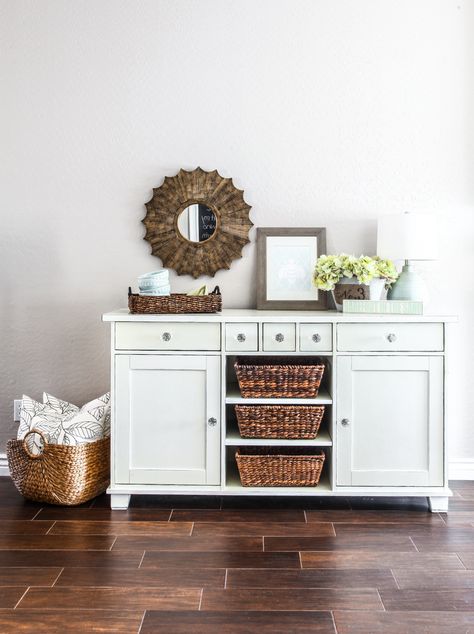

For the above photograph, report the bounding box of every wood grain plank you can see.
[411,528,474,551]
[306,510,444,524]
[333,523,445,536]
[227,568,397,589]
[142,551,300,569]
[0,535,115,550]
[393,569,474,590]
[380,588,474,611]
[0,568,61,587]
[201,588,383,611]
[112,535,262,551]
[0,588,28,609]
[49,520,192,536]
[0,521,53,535]
[192,522,335,537]
[170,510,306,522]
[0,550,143,568]
[18,587,201,611]
[265,535,416,552]
[0,609,144,633]
[56,567,225,588]
[334,610,474,633]
[301,551,464,570]
[438,512,474,527]
[141,610,336,633]
[34,508,171,521]
[457,553,474,569]
[0,509,43,521]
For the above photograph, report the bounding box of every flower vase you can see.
[332,277,385,311]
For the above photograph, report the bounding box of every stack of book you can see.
[342,300,423,315]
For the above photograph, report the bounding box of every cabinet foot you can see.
[110,494,131,510]
[428,496,449,513]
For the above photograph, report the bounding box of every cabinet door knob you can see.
[208,417,218,427]
[162,332,172,342]
[312,333,322,343]
[341,418,350,426]
[387,333,397,342]
[275,333,285,342]
[237,333,246,342]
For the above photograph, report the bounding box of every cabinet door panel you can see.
[115,355,220,486]
[337,356,443,487]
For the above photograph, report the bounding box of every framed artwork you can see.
[256,227,327,310]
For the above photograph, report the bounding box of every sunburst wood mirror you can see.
[143,168,252,278]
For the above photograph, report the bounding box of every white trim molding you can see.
[0,453,9,477]
[449,461,474,481]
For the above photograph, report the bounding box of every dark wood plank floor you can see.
[1,477,474,633]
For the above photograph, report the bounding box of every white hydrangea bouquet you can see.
[313,254,398,310]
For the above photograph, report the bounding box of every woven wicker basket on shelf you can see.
[236,447,325,487]
[7,429,110,506]
[128,286,222,314]
[235,404,325,439]
[234,357,325,398]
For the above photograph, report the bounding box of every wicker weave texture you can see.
[7,434,110,506]
[235,404,324,439]
[235,357,325,398]
[128,291,222,314]
[236,448,325,487]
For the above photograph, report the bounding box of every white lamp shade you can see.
[377,213,438,261]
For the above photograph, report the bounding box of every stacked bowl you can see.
[138,270,170,296]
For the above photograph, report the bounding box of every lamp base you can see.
[387,262,427,302]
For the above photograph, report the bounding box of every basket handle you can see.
[210,286,221,295]
[22,429,48,459]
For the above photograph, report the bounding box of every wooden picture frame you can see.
[256,227,327,310]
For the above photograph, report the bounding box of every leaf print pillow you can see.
[17,395,64,454]
[17,392,110,451]
[60,393,110,446]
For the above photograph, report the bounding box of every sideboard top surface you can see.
[103,308,457,323]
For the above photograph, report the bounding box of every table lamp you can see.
[377,212,438,301]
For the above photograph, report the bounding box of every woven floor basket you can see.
[235,404,325,439]
[128,286,222,314]
[235,357,325,398]
[7,430,110,506]
[236,448,325,487]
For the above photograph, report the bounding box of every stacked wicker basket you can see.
[233,357,326,487]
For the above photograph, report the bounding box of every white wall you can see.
[1,0,473,470]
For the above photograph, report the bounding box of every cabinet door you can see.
[115,355,220,486]
[337,356,443,487]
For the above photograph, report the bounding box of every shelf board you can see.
[225,467,332,494]
[225,385,332,405]
[225,427,333,447]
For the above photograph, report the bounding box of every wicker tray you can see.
[236,447,325,487]
[234,357,325,398]
[128,286,222,314]
[235,404,324,439]
[7,430,110,506]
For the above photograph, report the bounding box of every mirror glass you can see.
[177,204,217,242]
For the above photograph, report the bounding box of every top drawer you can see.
[115,322,221,351]
[337,323,443,352]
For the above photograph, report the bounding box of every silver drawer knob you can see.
[387,333,397,342]
[275,333,285,342]
[312,333,322,343]
[208,417,217,427]
[162,332,172,342]
[341,418,350,426]
[237,333,246,343]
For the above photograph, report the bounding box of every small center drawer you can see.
[225,323,258,351]
[115,322,221,351]
[263,323,296,351]
[337,322,443,352]
[300,324,332,351]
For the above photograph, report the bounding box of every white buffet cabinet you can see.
[103,309,455,512]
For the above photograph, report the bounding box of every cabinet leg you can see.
[428,496,449,513]
[110,494,131,510]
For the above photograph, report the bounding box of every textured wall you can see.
[1,0,473,466]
